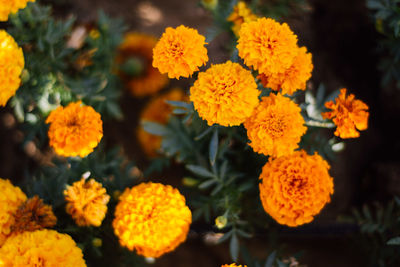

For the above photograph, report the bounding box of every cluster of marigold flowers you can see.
[151,1,370,227]
[0,0,372,265]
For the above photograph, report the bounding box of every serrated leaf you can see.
[230,233,239,262]
[198,179,218,189]
[186,165,215,178]
[387,237,400,245]
[209,128,219,165]
[142,121,169,136]
[265,251,277,267]
[166,100,192,109]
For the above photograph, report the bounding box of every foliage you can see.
[367,0,400,88]
[350,198,400,266]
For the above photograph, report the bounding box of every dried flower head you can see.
[117,32,168,97]
[0,30,24,106]
[258,46,313,95]
[259,150,334,227]
[190,61,260,126]
[138,88,187,157]
[0,0,35,21]
[113,182,192,258]
[322,88,369,138]
[64,178,110,227]
[46,101,103,157]
[0,229,86,266]
[10,196,57,234]
[237,18,298,74]
[0,178,27,246]
[227,1,258,36]
[244,93,306,158]
[153,25,208,79]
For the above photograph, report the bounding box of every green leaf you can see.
[230,233,239,262]
[195,126,214,140]
[265,251,277,267]
[142,121,169,136]
[186,165,215,178]
[387,237,400,245]
[198,179,218,189]
[166,100,192,109]
[209,128,219,166]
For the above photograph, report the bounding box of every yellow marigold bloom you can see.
[0,0,34,21]
[117,32,168,97]
[153,25,208,79]
[64,178,110,227]
[113,182,192,258]
[11,196,57,234]
[222,264,247,267]
[237,18,298,74]
[46,101,103,157]
[227,1,258,36]
[138,88,187,157]
[190,61,260,126]
[322,88,369,139]
[258,46,313,95]
[244,93,306,158]
[0,178,27,247]
[0,30,24,107]
[0,229,86,266]
[259,150,334,227]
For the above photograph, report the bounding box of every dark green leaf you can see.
[186,165,215,178]
[209,128,219,165]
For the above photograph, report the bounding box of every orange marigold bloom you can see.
[113,182,192,258]
[259,150,334,227]
[64,178,110,227]
[244,93,306,158]
[0,30,24,107]
[153,25,208,79]
[227,1,258,36]
[10,196,57,234]
[237,18,298,74]
[0,0,35,21]
[0,178,27,247]
[46,101,103,158]
[0,229,86,266]
[322,88,369,139]
[258,46,313,95]
[117,32,168,97]
[138,88,187,157]
[190,61,260,126]
[222,264,247,267]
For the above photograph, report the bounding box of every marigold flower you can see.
[113,182,192,258]
[138,88,187,157]
[0,178,27,247]
[46,101,103,157]
[117,32,168,97]
[237,18,298,74]
[0,30,24,107]
[322,88,369,139]
[153,25,208,79]
[227,1,258,36]
[0,229,86,266]
[259,150,334,227]
[64,178,110,227]
[190,61,260,126]
[258,46,313,95]
[10,196,57,234]
[244,93,306,158]
[0,0,34,21]
[222,264,247,267]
